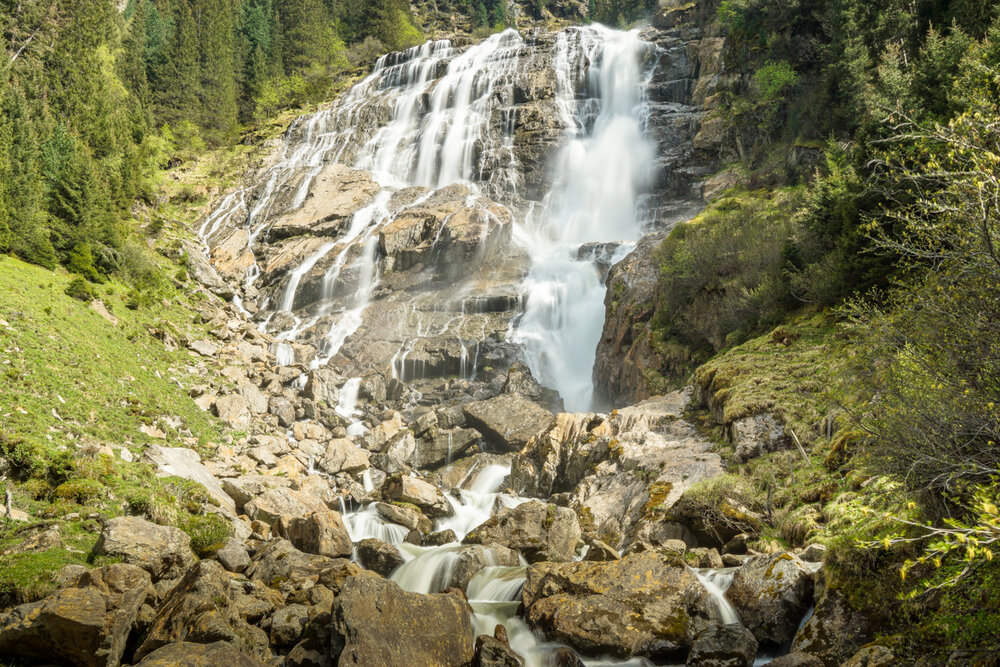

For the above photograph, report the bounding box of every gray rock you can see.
[215,538,251,573]
[243,487,328,525]
[245,539,338,586]
[375,502,433,533]
[133,641,267,667]
[93,516,194,580]
[686,625,758,667]
[383,474,453,517]
[142,445,236,514]
[270,604,310,647]
[765,652,825,667]
[725,553,814,645]
[729,413,792,463]
[273,511,353,558]
[476,634,525,666]
[464,500,580,563]
[462,393,555,452]
[181,240,235,300]
[214,394,252,429]
[522,552,718,660]
[790,590,876,666]
[269,396,296,428]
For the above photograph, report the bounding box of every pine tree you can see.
[195,0,239,142]
[152,0,201,129]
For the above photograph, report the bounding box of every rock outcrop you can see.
[463,499,581,562]
[521,552,718,660]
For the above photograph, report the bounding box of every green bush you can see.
[53,478,105,505]
[183,513,232,557]
[64,276,96,302]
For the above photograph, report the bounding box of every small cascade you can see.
[344,504,410,544]
[466,565,527,602]
[694,567,741,626]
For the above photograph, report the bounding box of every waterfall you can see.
[201,23,664,423]
[513,27,655,411]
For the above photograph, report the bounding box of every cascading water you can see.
[200,24,705,666]
[513,27,656,411]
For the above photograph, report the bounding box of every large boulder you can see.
[521,552,718,660]
[134,560,270,661]
[462,393,554,452]
[243,487,329,525]
[790,590,877,666]
[414,427,482,469]
[725,553,814,645]
[245,539,338,586]
[133,641,267,667]
[686,625,758,667]
[355,538,405,576]
[476,633,525,667]
[0,564,150,667]
[319,439,370,475]
[376,502,433,534]
[273,511,353,558]
[93,516,194,580]
[463,500,580,563]
[330,576,476,666]
[383,474,453,517]
[142,445,236,514]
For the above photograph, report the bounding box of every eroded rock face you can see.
[268,163,379,241]
[686,624,758,667]
[510,391,722,552]
[93,516,194,580]
[330,576,476,666]
[725,553,815,646]
[0,564,150,667]
[521,552,718,660]
[463,499,580,563]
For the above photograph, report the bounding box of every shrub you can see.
[183,513,232,557]
[53,478,105,504]
[64,276,96,302]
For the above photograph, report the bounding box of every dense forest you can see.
[0,0,423,288]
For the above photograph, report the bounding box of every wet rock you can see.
[476,634,525,667]
[376,501,434,533]
[436,453,511,489]
[142,445,236,514]
[448,545,521,591]
[414,427,482,469]
[593,232,668,407]
[464,499,580,563]
[725,553,814,646]
[273,511,353,558]
[790,590,876,666]
[270,603,310,647]
[552,647,586,667]
[686,625,758,667]
[94,516,194,580]
[521,552,717,660]
[355,538,405,576]
[424,529,458,546]
[462,393,555,452]
[330,576,475,666]
[133,641,267,667]
[584,539,620,562]
[0,563,150,667]
[383,474,453,517]
[502,361,562,412]
[268,163,379,240]
[135,560,268,661]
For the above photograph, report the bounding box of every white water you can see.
[694,567,741,626]
[513,27,655,411]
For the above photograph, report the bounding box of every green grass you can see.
[693,310,851,444]
[0,256,223,452]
